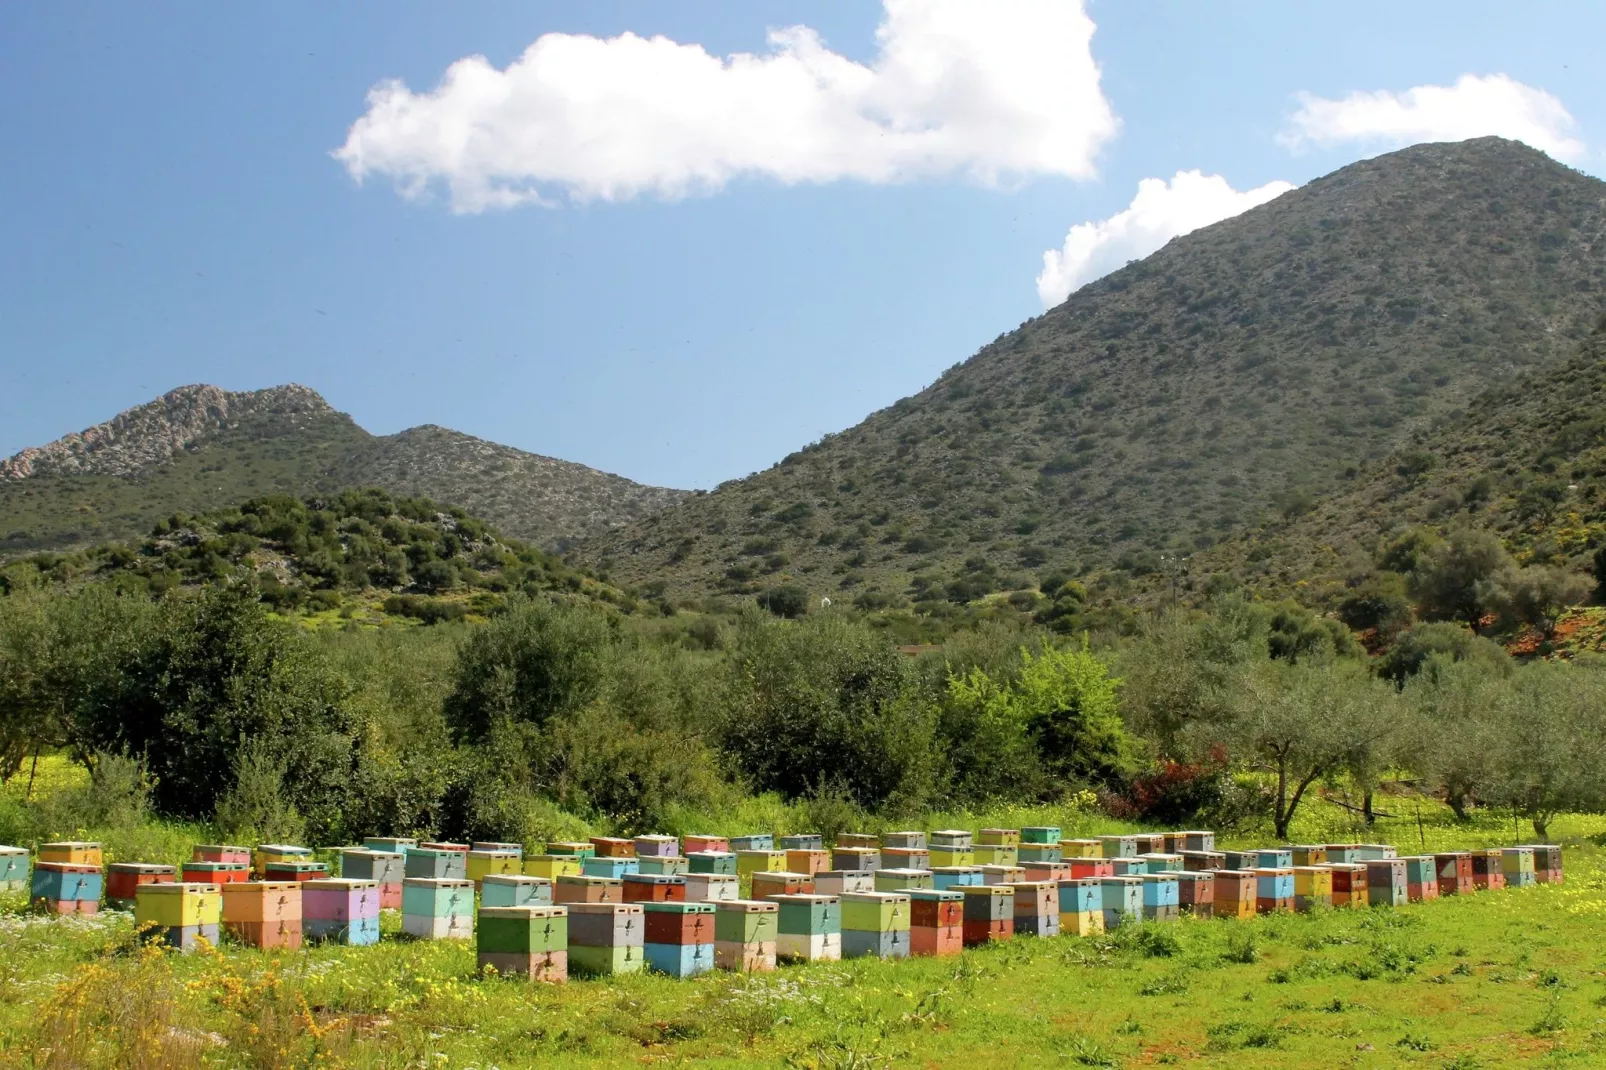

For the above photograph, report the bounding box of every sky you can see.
[2,1,1602,491]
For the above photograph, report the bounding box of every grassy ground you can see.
[1,765,1602,1068]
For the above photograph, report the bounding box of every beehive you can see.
[973,843,1019,867]
[1438,848,1471,893]
[908,888,963,956]
[1323,844,1363,864]
[882,831,927,851]
[840,891,911,959]
[420,841,470,855]
[363,837,419,853]
[404,847,465,881]
[39,841,102,867]
[980,865,1026,886]
[1402,856,1440,901]
[622,873,688,903]
[1327,863,1367,908]
[774,893,842,962]
[31,863,102,914]
[106,863,176,907]
[1180,850,1226,872]
[1109,858,1146,877]
[831,847,881,873]
[580,856,639,880]
[644,901,717,977]
[482,874,554,908]
[683,835,729,855]
[1180,831,1216,853]
[477,905,567,982]
[714,899,778,972]
[684,873,739,902]
[523,854,582,880]
[554,875,623,905]
[1100,876,1143,930]
[401,878,474,939]
[1021,826,1061,845]
[1501,847,1536,888]
[567,902,645,977]
[1354,844,1397,861]
[751,871,813,899]
[134,883,221,950]
[1175,871,1214,917]
[192,844,251,866]
[1253,868,1294,914]
[1470,848,1506,891]
[221,881,302,948]
[1068,858,1115,880]
[1212,870,1256,920]
[470,841,524,857]
[1013,881,1061,937]
[1288,845,1328,867]
[339,849,404,909]
[1062,839,1103,859]
[589,837,637,859]
[1366,859,1408,907]
[928,844,975,868]
[1254,849,1293,869]
[1020,861,1073,883]
[636,855,690,877]
[1140,853,1183,874]
[929,830,972,849]
[687,851,737,876]
[735,850,786,879]
[1017,844,1064,864]
[262,861,329,883]
[1097,836,1139,859]
[930,866,984,891]
[543,842,595,859]
[960,885,1014,945]
[1058,877,1106,936]
[883,847,931,870]
[634,834,680,858]
[783,849,830,876]
[1221,850,1258,871]
[466,849,522,886]
[1527,844,1563,884]
[1292,866,1332,911]
[1140,874,1180,923]
[302,879,380,945]
[977,828,1021,848]
[728,835,774,852]
[779,834,825,851]
[836,833,880,850]
[253,844,312,877]
[0,845,30,891]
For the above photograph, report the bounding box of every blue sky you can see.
[2,1,1602,490]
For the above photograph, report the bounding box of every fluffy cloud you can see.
[1279,73,1584,161]
[334,0,1118,211]
[1036,171,1294,308]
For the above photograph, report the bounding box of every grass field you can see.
[1,765,1602,1068]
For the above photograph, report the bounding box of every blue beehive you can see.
[1254,849,1293,868]
[1058,878,1103,914]
[1100,877,1142,930]
[1,846,30,891]
[645,940,716,978]
[582,857,640,879]
[930,866,984,891]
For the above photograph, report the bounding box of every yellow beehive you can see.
[1061,840,1102,859]
[736,850,786,879]
[524,855,583,880]
[39,842,102,867]
[466,850,521,885]
[135,883,222,928]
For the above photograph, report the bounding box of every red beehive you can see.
[1434,852,1474,897]
[1068,859,1113,880]
[1470,849,1506,891]
[961,917,1012,946]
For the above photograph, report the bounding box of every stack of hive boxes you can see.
[1140,873,1179,922]
[406,844,467,881]
[752,871,812,899]
[0,845,28,891]
[402,877,473,939]
[253,844,313,878]
[222,880,301,948]
[106,863,175,909]
[340,849,405,909]
[1254,868,1294,914]
[1367,858,1408,907]
[303,878,380,945]
[184,845,251,889]
[466,848,522,887]
[909,889,962,956]
[686,873,739,902]
[883,831,929,871]
[1470,848,1505,891]
[568,902,644,976]
[833,845,880,876]
[1101,876,1143,929]
[1328,864,1367,908]
[715,899,778,972]
[931,866,983,891]
[644,901,716,977]
[482,874,553,908]
[1058,878,1104,935]
[1020,827,1062,865]
[1013,881,1059,937]
[1176,871,1214,917]
[582,838,638,880]
[1528,845,1563,884]
[1502,847,1536,889]
[1434,852,1474,897]
[774,893,840,962]
[1402,856,1439,902]
[1292,866,1331,911]
[929,831,974,868]
[478,904,567,981]
[33,842,103,914]
[840,891,909,959]
[624,872,688,902]
[135,883,221,950]
[975,829,1019,868]
[1213,870,1255,920]
[963,885,1014,945]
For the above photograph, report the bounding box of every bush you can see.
[756,585,809,619]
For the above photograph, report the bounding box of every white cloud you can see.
[1279,73,1584,161]
[1036,171,1295,308]
[334,0,1118,211]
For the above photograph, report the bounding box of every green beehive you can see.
[775,893,840,936]
[405,847,466,881]
[544,842,596,859]
[0,846,29,891]
[841,891,910,932]
[1021,827,1061,845]
[482,874,553,908]
[688,851,737,876]
[637,856,689,877]
[714,899,778,944]
[973,844,1018,867]
[1140,853,1183,873]
[873,868,933,893]
[478,905,567,954]
[1018,844,1063,864]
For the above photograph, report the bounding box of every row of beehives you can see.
[1,831,1561,977]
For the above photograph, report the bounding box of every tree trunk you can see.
[1446,793,1469,821]
[1363,790,1375,826]
[1273,757,1290,840]
[1532,813,1549,840]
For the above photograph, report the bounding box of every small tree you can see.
[756,585,808,619]
[1498,565,1591,638]
[1409,529,1514,632]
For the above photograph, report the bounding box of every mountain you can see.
[580,138,1606,606]
[0,384,688,555]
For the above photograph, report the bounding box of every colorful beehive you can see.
[636,855,689,877]
[1160,833,1184,854]
[363,837,418,853]
[929,831,973,867]
[715,899,778,972]
[779,834,825,851]
[0,845,29,891]
[960,885,1013,945]
[1062,839,1102,858]
[1176,871,1214,917]
[977,828,1021,848]
[1438,848,1471,893]
[634,834,680,858]
[1098,836,1140,859]
[524,854,582,880]
[1020,861,1073,883]
[1139,834,1169,854]
[554,875,622,904]
[1527,844,1563,884]
[1013,881,1060,937]
[644,901,717,977]
[783,849,830,876]
[134,883,220,950]
[338,849,404,909]
[1254,849,1293,869]
[930,830,972,849]
[482,874,554,908]
[1058,878,1105,936]
[1018,844,1064,865]
[751,871,813,900]
[684,873,739,902]
[773,893,841,962]
[1140,873,1179,922]
[687,851,737,876]
[1220,850,1257,871]
[1212,870,1255,920]
[735,850,786,879]
[106,863,176,908]
[622,873,687,903]
[1366,859,1408,907]
[581,856,639,880]
[832,846,880,873]
[1470,848,1506,891]
[32,862,102,914]
[1292,866,1332,912]
[590,837,637,859]
[1180,850,1226,872]
[973,843,1019,867]
[1253,868,1294,914]
[1180,831,1216,853]
[262,861,329,883]
[1327,863,1367,908]
[568,902,644,976]
[1068,858,1115,880]
[1402,856,1440,901]
[883,847,931,870]
[543,842,595,859]
[467,850,522,886]
[1288,845,1328,867]
[1100,876,1143,930]
[1323,844,1363,864]
[1109,858,1147,877]
[908,888,962,956]
[402,877,474,939]
[221,881,302,948]
[193,844,251,866]
[1022,826,1060,845]
[841,891,911,959]
[39,841,102,867]
[930,866,984,891]
[874,868,933,893]
[1140,853,1183,873]
[979,865,1026,886]
[836,833,880,850]
[883,831,927,851]
[404,847,465,881]
[1501,847,1536,888]
[420,841,471,856]
[253,844,312,877]
[683,835,729,855]
[728,835,774,852]
[470,841,524,857]
[1354,844,1397,861]
[302,879,380,946]
[477,905,567,981]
